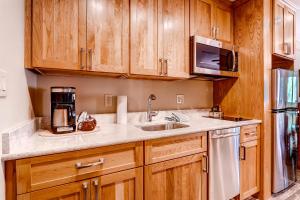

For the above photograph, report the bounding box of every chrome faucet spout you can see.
[147,94,158,122]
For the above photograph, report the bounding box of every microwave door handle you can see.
[232,47,236,71]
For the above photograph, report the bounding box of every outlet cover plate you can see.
[104,94,113,107]
[176,94,184,104]
[0,69,7,97]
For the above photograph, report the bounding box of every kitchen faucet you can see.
[147,94,158,122]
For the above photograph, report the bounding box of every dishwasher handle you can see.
[210,132,240,139]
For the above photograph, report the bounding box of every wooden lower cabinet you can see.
[240,139,260,200]
[17,180,91,200]
[18,167,143,200]
[144,153,208,200]
[92,167,143,200]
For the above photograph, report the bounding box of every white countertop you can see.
[2,116,261,161]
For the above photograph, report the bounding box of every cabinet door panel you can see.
[87,0,129,73]
[215,4,232,43]
[130,0,159,76]
[32,0,86,70]
[160,0,189,78]
[145,153,207,200]
[92,167,143,200]
[24,180,90,200]
[273,1,285,55]
[284,7,295,57]
[190,0,214,38]
[240,140,260,200]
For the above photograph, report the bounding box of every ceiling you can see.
[287,0,300,9]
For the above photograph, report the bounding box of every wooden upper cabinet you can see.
[190,0,233,43]
[214,4,232,43]
[274,0,285,55]
[273,0,296,59]
[130,0,159,76]
[284,7,295,57]
[32,0,87,70]
[190,0,214,38]
[130,0,189,78]
[92,167,143,200]
[19,180,91,200]
[87,0,129,73]
[145,153,208,200]
[161,0,190,78]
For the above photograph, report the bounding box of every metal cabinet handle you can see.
[202,154,208,173]
[75,158,105,169]
[159,58,164,76]
[93,180,99,200]
[283,43,291,55]
[215,27,219,39]
[80,48,85,70]
[163,59,168,76]
[82,182,88,200]
[212,26,216,39]
[88,49,93,70]
[245,132,256,136]
[240,146,246,160]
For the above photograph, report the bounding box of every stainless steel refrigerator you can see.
[272,68,299,194]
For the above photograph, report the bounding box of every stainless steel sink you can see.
[138,123,189,131]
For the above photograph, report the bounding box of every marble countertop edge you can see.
[1,118,262,161]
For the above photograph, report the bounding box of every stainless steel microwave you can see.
[191,36,238,76]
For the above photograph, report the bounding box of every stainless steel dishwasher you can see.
[209,127,240,200]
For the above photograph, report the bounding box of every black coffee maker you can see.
[51,87,76,133]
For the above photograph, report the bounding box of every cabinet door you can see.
[273,0,285,55]
[87,0,129,73]
[145,153,208,200]
[160,0,190,78]
[214,3,232,43]
[22,180,91,200]
[284,7,295,57]
[32,0,86,70]
[91,167,143,200]
[190,0,214,39]
[130,0,160,76]
[240,140,260,200]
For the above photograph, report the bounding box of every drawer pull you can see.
[75,158,105,169]
[245,132,256,136]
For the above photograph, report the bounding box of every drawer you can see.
[240,124,260,143]
[16,142,143,194]
[144,132,207,165]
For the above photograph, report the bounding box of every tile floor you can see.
[269,172,300,200]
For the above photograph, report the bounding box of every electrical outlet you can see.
[104,94,113,107]
[176,94,184,104]
[0,69,7,98]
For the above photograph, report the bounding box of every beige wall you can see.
[0,0,37,199]
[35,75,213,117]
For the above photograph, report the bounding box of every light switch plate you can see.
[0,69,7,97]
[176,94,184,104]
[104,94,113,107]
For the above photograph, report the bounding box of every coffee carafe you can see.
[51,87,76,133]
